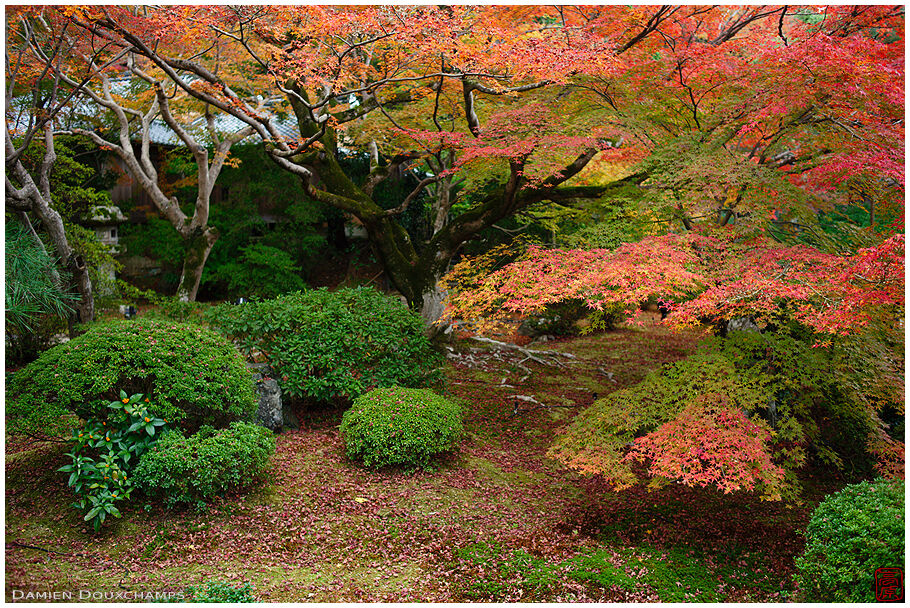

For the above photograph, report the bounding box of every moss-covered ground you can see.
[6,318,835,601]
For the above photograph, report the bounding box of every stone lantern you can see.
[81,205,127,295]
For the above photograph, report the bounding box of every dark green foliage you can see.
[6,319,256,436]
[58,391,167,532]
[5,221,76,332]
[65,221,122,306]
[19,134,115,221]
[132,422,275,509]
[199,144,327,300]
[340,387,463,469]
[522,299,589,336]
[207,242,306,299]
[337,150,432,245]
[523,299,628,336]
[204,288,441,402]
[701,329,900,477]
[119,217,185,292]
[5,221,76,362]
[795,478,905,602]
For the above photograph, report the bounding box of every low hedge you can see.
[204,287,441,403]
[132,422,275,508]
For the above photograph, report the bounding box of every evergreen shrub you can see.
[132,422,275,508]
[204,287,441,402]
[340,386,463,469]
[795,478,904,602]
[6,319,256,435]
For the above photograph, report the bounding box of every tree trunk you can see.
[175,227,218,302]
[420,279,449,335]
[26,191,94,328]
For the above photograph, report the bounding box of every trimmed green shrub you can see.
[132,422,275,508]
[204,287,441,402]
[340,386,463,469]
[6,319,256,435]
[795,478,905,602]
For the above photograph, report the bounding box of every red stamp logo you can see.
[875,567,904,602]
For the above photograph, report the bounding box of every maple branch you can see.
[6,20,127,167]
[362,152,422,196]
[777,6,790,46]
[431,69,444,132]
[382,174,444,217]
[462,81,481,137]
[616,6,680,54]
[78,15,290,150]
[467,80,552,96]
[460,79,553,138]
[710,7,785,45]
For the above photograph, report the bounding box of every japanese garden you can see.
[4,5,905,603]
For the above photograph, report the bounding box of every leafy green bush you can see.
[340,387,463,469]
[6,319,256,435]
[132,422,275,508]
[204,287,441,402]
[795,478,905,602]
[58,391,167,532]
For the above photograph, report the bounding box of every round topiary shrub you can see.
[132,421,275,509]
[795,478,905,602]
[6,319,257,435]
[204,287,442,403]
[339,386,463,469]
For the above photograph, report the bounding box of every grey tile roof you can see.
[144,112,301,147]
[6,76,301,148]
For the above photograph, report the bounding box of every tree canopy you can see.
[25,5,897,320]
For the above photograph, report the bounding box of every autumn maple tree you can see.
[441,6,904,499]
[438,6,904,498]
[55,5,646,323]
